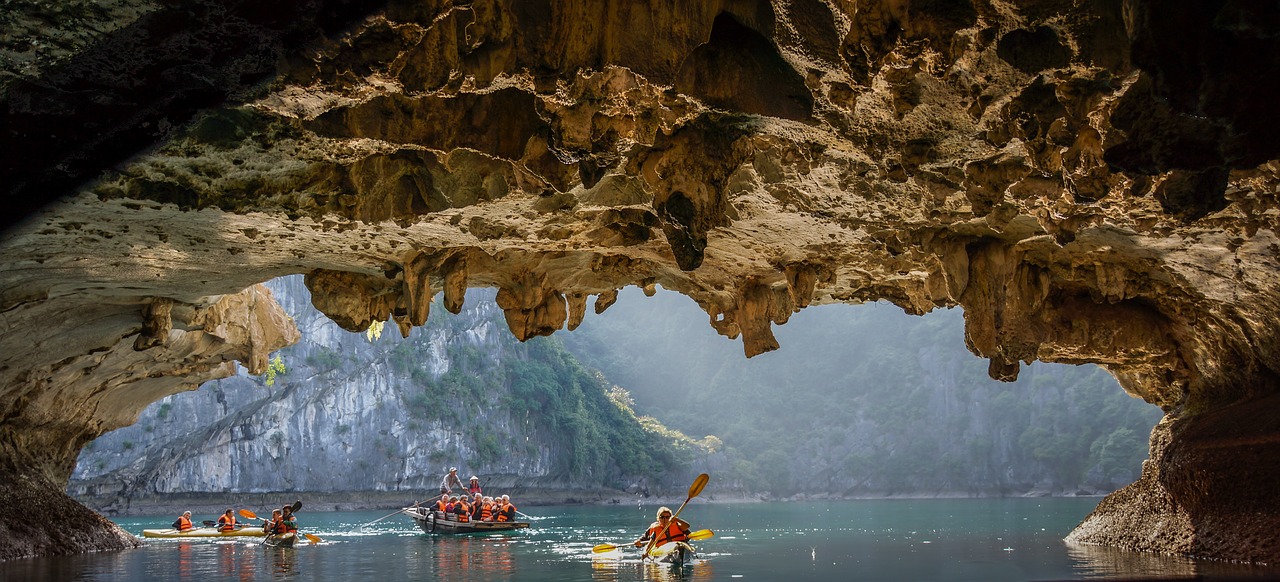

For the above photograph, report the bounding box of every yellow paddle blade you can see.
[304,533,321,544]
[239,509,259,520]
[688,529,715,541]
[591,542,620,554]
[688,473,710,499]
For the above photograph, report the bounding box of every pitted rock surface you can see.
[3,0,1279,563]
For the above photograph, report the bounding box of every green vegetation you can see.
[306,347,342,372]
[375,294,704,483]
[562,289,1165,495]
[262,353,287,386]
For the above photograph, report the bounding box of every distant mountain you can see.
[560,287,1164,496]
[68,277,711,513]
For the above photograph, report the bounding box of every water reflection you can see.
[430,534,517,578]
[267,542,298,576]
[588,549,717,582]
[1066,542,1273,580]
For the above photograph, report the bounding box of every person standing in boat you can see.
[215,508,237,532]
[633,506,690,548]
[171,511,194,531]
[439,467,464,494]
[467,475,483,496]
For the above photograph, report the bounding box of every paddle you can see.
[643,473,709,559]
[202,520,217,527]
[591,529,715,554]
[240,507,320,543]
[289,500,320,544]
[359,505,414,529]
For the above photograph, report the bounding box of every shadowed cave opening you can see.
[68,277,1162,510]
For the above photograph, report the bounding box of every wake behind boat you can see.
[404,507,530,534]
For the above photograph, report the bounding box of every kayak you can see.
[142,526,267,538]
[648,541,695,567]
[263,532,297,548]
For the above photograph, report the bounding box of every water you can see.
[4,499,1276,581]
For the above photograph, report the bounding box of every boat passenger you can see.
[496,495,516,522]
[264,509,283,534]
[474,495,493,522]
[633,506,690,548]
[216,508,237,532]
[467,475,483,496]
[171,511,194,531]
[453,496,471,523]
[439,466,464,494]
[434,493,449,515]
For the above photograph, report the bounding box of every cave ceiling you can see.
[2,0,1280,564]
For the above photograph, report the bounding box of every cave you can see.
[3,0,1280,565]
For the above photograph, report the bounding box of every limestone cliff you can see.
[3,0,1279,564]
[67,277,705,513]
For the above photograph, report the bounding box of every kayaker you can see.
[280,506,298,533]
[439,467,464,494]
[171,511,194,531]
[216,508,237,532]
[467,475,483,496]
[264,509,283,534]
[633,506,690,548]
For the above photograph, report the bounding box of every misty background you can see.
[69,277,1162,509]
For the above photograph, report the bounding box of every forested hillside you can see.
[69,278,710,513]
[561,288,1164,497]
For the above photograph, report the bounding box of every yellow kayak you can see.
[647,541,696,567]
[142,526,267,538]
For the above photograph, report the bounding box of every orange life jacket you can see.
[436,499,448,512]
[176,516,193,531]
[476,502,492,521]
[645,521,688,546]
[454,501,470,523]
[216,514,236,532]
[496,502,514,522]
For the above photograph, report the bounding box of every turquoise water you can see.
[4,499,1276,581]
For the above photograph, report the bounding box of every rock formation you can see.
[2,0,1278,564]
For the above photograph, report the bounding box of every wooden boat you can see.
[404,507,530,534]
[142,525,267,538]
[262,532,297,548]
[648,541,696,567]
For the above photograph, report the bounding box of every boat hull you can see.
[405,508,530,534]
[142,526,267,538]
[648,541,695,567]
[263,532,297,548]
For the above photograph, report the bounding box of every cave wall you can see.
[3,0,1279,563]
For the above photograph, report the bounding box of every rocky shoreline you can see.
[74,487,1104,518]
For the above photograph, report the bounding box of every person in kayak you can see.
[264,509,283,534]
[280,505,298,533]
[171,511,194,531]
[216,508,238,532]
[633,506,690,549]
[439,467,464,494]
